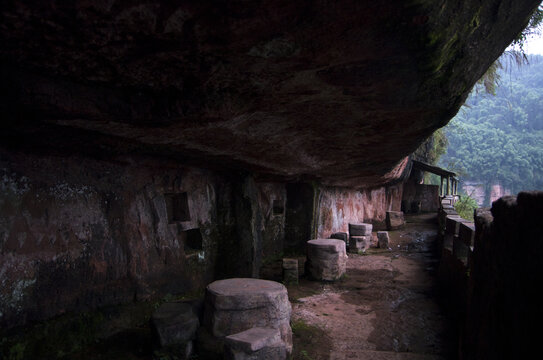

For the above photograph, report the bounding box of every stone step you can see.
[225,327,287,359]
[225,326,283,353]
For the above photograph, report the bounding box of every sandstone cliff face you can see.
[1,0,540,187]
[0,150,293,329]
[0,147,405,329]
[0,150,217,328]
[315,184,403,238]
[462,181,512,207]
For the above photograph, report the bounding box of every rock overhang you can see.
[0,0,540,188]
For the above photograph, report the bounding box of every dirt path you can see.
[288,214,455,360]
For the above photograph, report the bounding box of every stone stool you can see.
[151,302,200,358]
[386,211,405,230]
[224,327,287,360]
[349,236,371,253]
[282,258,298,285]
[348,223,372,253]
[203,278,292,355]
[348,223,372,236]
[306,239,347,281]
[377,231,390,249]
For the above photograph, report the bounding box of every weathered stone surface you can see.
[377,231,390,249]
[203,278,292,354]
[402,179,440,213]
[307,239,347,280]
[349,236,371,253]
[445,215,465,235]
[282,258,298,285]
[316,185,403,238]
[0,150,223,330]
[1,1,538,188]
[0,149,292,330]
[458,222,475,248]
[386,211,405,230]
[224,327,286,360]
[152,302,200,347]
[349,223,373,236]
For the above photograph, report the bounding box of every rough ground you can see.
[288,213,455,360]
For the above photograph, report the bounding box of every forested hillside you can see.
[439,54,543,203]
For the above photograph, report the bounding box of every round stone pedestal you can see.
[306,239,347,281]
[203,278,292,354]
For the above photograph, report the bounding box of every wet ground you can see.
[288,213,456,360]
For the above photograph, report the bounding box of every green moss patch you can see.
[291,319,333,360]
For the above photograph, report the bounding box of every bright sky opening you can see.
[521,32,543,55]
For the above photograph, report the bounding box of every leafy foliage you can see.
[413,128,448,165]
[477,5,543,95]
[511,4,543,51]
[440,55,543,196]
[454,195,478,221]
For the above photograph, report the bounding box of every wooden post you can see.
[440,176,444,197]
[446,176,450,195]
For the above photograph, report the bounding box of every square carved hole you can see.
[184,228,203,251]
[272,199,285,216]
[165,192,190,223]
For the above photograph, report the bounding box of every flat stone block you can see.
[203,278,292,354]
[225,327,282,353]
[386,211,405,230]
[377,231,390,249]
[152,302,200,347]
[307,239,347,281]
[349,223,373,236]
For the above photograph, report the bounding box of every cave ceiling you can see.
[0,0,540,187]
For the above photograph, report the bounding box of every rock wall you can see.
[462,181,511,206]
[0,149,289,330]
[315,184,403,238]
[0,149,221,329]
[402,176,440,213]
[1,147,405,330]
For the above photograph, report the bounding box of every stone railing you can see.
[437,204,475,314]
[437,192,543,360]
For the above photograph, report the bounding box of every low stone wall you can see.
[402,178,440,213]
[437,192,543,359]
